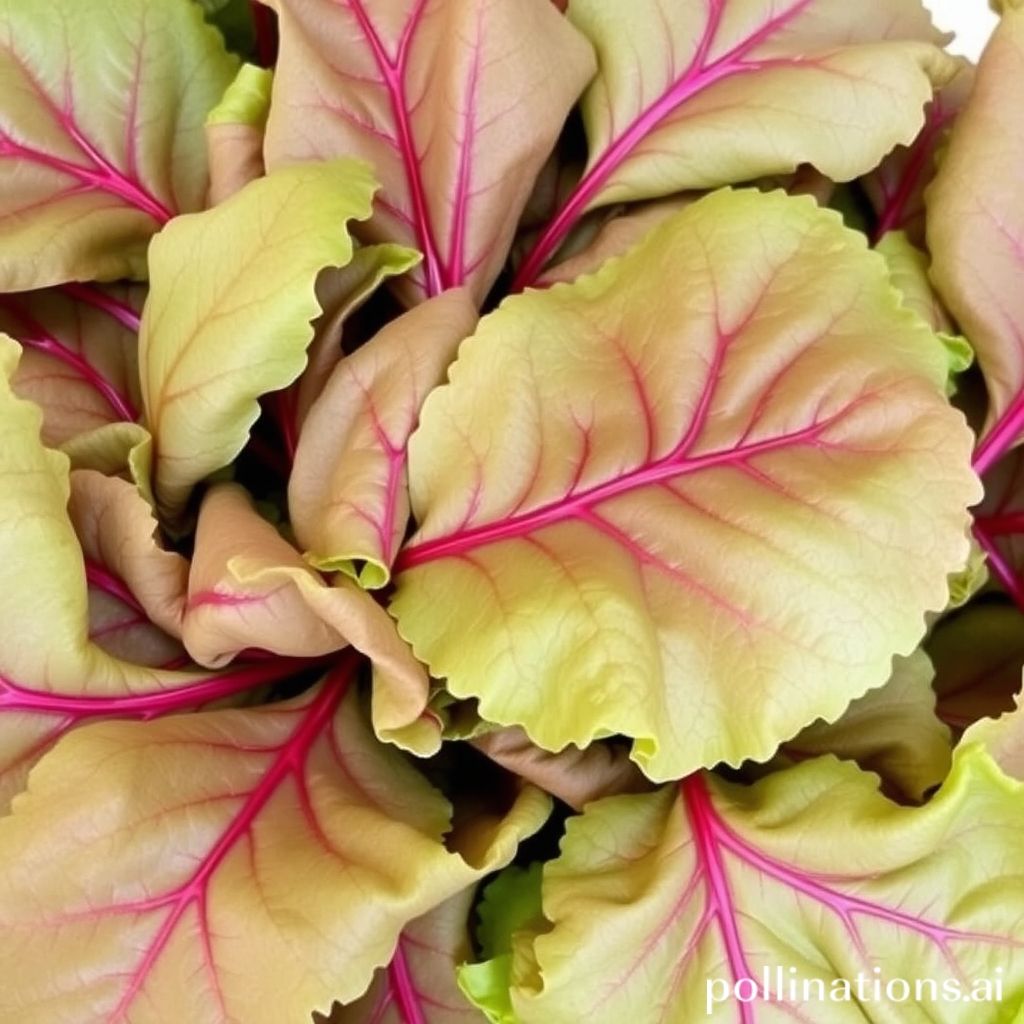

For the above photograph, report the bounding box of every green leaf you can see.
[0,0,238,289]
[139,159,378,519]
[391,188,980,782]
[498,750,1024,1022]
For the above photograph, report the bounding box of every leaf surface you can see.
[329,889,487,1024]
[0,0,238,289]
[0,337,316,810]
[512,0,956,286]
[291,289,478,588]
[499,751,1024,1022]
[1,284,142,446]
[927,3,1024,473]
[261,0,595,303]
[392,189,979,780]
[781,649,951,801]
[0,669,551,1023]
[139,160,376,517]
[205,63,273,205]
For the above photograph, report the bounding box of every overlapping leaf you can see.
[0,671,551,1023]
[1,284,142,446]
[928,2,1024,472]
[479,750,1024,1022]
[329,889,487,1024]
[261,0,596,303]
[139,159,377,517]
[205,63,273,205]
[513,0,956,286]
[0,0,238,289]
[291,289,478,588]
[0,337,312,810]
[391,188,979,781]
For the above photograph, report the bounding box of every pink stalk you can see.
[60,283,142,332]
[387,940,428,1024]
[510,0,814,291]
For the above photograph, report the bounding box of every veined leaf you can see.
[391,189,979,781]
[139,159,377,518]
[491,750,1024,1022]
[261,0,596,304]
[0,336,320,810]
[864,64,973,245]
[186,484,438,754]
[928,3,1024,474]
[70,469,188,668]
[205,63,273,205]
[1,284,143,446]
[0,0,238,290]
[291,289,478,588]
[328,889,487,1023]
[512,0,957,287]
[0,666,552,1022]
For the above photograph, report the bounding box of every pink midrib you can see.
[106,668,351,1021]
[0,656,317,717]
[388,939,429,1024]
[0,295,139,421]
[346,0,448,296]
[0,127,171,226]
[511,0,815,290]
[680,774,1021,1006]
[396,417,832,570]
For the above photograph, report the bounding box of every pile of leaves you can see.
[1,0,1024,1020]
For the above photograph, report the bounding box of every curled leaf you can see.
[140,159,377,517]
[291,289,478,588]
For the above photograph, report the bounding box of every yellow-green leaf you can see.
[391,188,979,782]
[0,672,551,1022]
[495,750,1024,1022]
[0,0,238,289]
[140,160,377,518]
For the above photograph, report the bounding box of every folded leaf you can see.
[0,336,317,810]
[261,0,595,303]
[0,668,551,1022]
[186,483,438,753]
[929,603,1024,731]
[962,689,1024,780]
[139,159,377,518]
[288,244,422,450]
[184,483,351,667]
[291,289,478,588]
[205,63,273,205]
[512,0,956,286]
[392,189,980,781]
[70,469,188,667]
[497,751,1024,1022]
[781,649,951,801]
[0,0,238,290]
[1,284,143,446]
[927,4,1024,473]
[328,889,487,1024]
